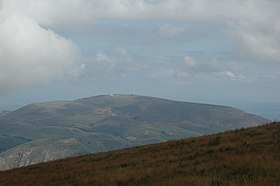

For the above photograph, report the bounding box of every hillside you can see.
[0,122,279,186]
[0,94,269,170]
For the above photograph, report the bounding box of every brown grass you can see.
[0,122,279,186]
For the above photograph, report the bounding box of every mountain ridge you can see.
[0,94,269,170]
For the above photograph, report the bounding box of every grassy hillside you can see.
[0,122,279,186]
[0,94,269,170]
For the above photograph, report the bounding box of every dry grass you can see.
[0,122,279,186]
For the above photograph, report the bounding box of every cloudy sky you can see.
[0,0,279,119]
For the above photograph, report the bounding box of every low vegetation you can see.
[0,122,279,186]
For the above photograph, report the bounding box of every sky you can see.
[0,0,279,119]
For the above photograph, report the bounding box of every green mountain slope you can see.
[0,94,269,170]
[0,122,279,186]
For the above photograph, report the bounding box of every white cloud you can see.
[114,47,144,74]
[2,1,277,26]
[220,71,236,80]
[95,52,113,68]
[84,47,145,79]
[1,0,96,28]
[183,56,197,68]
[0,13,80,94]
[2,0,279,63]
[231,20,280,62]
[159,24,186,37]
[151,68,191,84]
[151,55,242,83]
[183,56,221,73]
[19,0,277,64]
[1,0,279,93]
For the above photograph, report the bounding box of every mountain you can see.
[0,111,10,117]
[0,122,279,186]
[0,94,269,170]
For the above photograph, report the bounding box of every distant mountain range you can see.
[0,94,269,170]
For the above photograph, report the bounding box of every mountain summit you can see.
[0,94,269,170]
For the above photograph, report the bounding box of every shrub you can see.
[208,136,221,146]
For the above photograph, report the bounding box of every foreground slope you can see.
[0,94,269,170]
[0,122,279,186]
